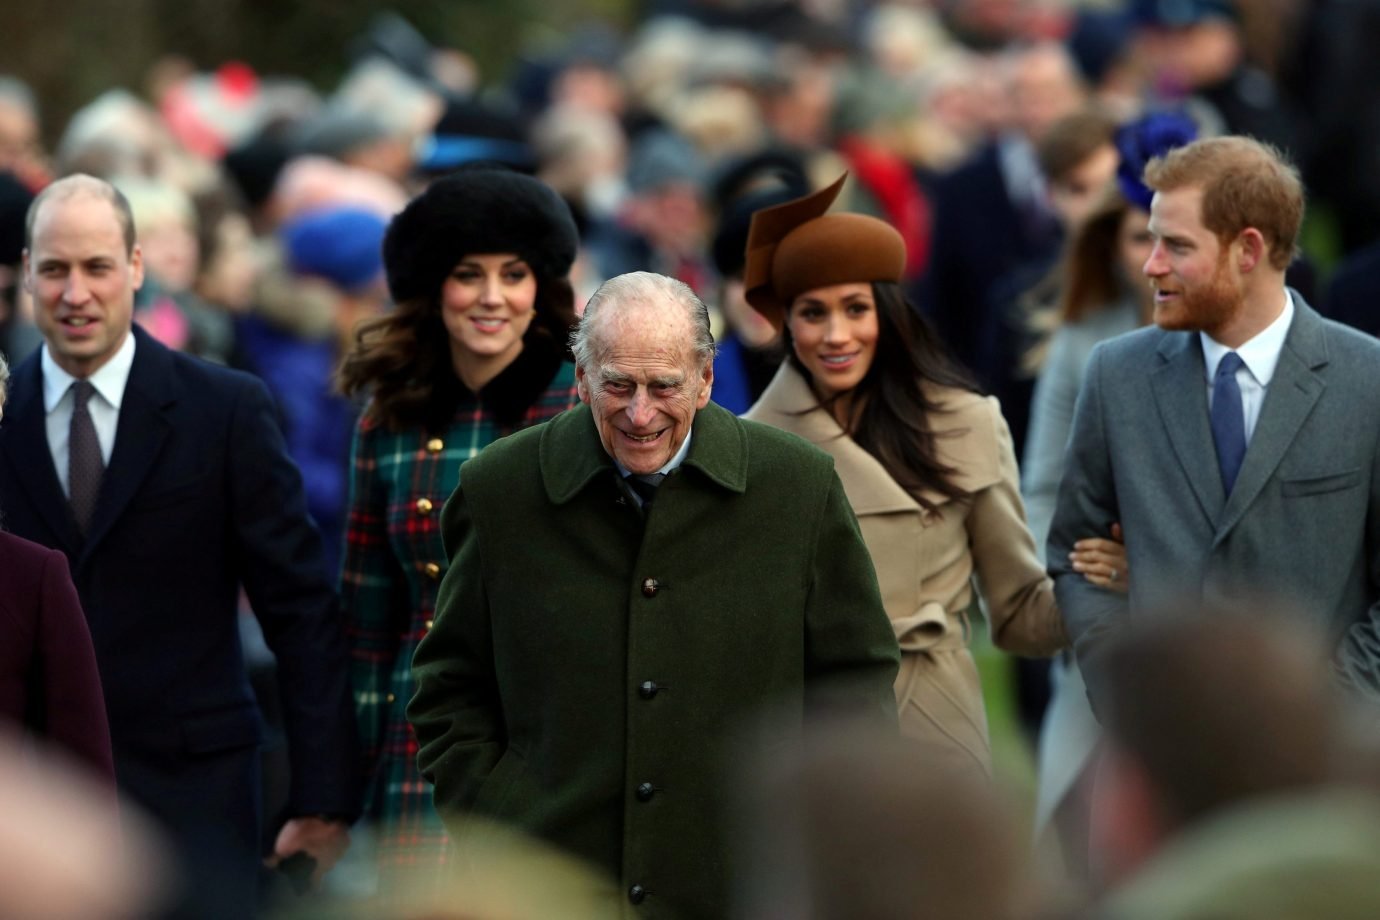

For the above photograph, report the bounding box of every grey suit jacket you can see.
[1048,292,1380,702]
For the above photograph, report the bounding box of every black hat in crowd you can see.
[382,164,577,304]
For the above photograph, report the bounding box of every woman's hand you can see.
[1070,522,1128,594]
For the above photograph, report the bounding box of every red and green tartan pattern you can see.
[340,363,578,882]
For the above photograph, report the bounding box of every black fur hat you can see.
[382,165,578,303]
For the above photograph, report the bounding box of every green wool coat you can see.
[409,399,900,920]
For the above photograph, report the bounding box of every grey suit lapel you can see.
[1151,332,1225,525]
[1213,297,1327,545]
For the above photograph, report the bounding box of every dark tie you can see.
[1210,352,1247,495]
[69,380,105,534]
[625,473,666,510]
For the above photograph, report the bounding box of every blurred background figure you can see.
[0,76,49,191]
[0,170,39,362]
[0,727,171,920]
[733,719,1035,920]
[1085,607,1348,900]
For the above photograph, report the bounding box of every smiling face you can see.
[786,281,880,401]
[576,303,713,475]
[440,253,537,378]
[1144,185,1243,337]
[25,190,144,379]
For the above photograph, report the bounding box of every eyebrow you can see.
[457,257,529,269]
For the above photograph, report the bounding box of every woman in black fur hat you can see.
[336,165,580,891]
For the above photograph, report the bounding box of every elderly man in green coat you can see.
[409,271,900,919]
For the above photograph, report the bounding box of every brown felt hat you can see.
[743,174,907,329]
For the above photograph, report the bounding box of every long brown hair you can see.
[337,274,575,432]
[784,282,980,514]
[1058,187,1140,324]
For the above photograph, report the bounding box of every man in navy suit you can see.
[0,174,358,918]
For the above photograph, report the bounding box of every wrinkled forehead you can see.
[592,301,700,364]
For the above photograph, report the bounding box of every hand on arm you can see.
[1071,522,1128,595]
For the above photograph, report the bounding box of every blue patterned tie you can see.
[69,380,105,534]
[1210,352,1247,495]
[625,473,665,510]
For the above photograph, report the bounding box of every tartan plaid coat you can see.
[341,347,578,878]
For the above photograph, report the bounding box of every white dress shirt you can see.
[1200,290,1294,445]
[43,332,136,498]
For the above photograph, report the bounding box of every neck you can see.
[452,340,524,393]
[1209,282,1287,349]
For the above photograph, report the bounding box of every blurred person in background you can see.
[742,176,1126,774]
[980,104,1122,460]
[114,175,237,364]
[0,76,49,192]
[0,171,40,362]
[733,720,1035,920]
[1085,609,1343,894]
[920,41,1087,403]
[702,150,806,413]
[336,166,581,895]
[238,205,390,580]
[0,349,114,786]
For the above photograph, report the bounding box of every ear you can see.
[20,249,32,293]
[130,243,145,292]
[1235,228,1267,274]
[696,359,714,409]
[575,364,592,406]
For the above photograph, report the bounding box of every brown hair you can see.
[337,276,575,432]
[1036,107,1119,185]
[1143,135,1304,271]
[1058,186,1141,324]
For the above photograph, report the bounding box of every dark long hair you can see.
[337,273,575,432]
[784,281,980,514]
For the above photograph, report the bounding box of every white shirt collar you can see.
[615,426,693,478]
[42,329,137,412]
[1200,289,1294,386]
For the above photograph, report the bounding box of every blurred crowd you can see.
[3,0,1380,917]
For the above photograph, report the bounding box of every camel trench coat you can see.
[746,362,1066,772]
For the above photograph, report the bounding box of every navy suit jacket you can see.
[0,326,358,850]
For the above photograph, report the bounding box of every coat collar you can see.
[540,399,749,505]
[748,362,920,515]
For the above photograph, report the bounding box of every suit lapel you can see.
[1150,332,1225,526]
[0,355,83,552]
[1213,298,1326,546]
[80,327,175,560]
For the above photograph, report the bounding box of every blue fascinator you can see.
[1115,111,1199,211]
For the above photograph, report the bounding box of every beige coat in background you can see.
[746,362,1066,773]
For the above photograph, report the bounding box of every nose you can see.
[624,387,657,429]
[479,273,503,306]
[64,271,91,305]
[823,312,849,345]
[1143,242,1168,278]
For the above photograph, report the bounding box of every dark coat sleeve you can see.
[36,546,116,786]
[228,375,361,818]
[803,472,901,724]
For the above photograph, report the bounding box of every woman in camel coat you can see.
[742,176,1126,773]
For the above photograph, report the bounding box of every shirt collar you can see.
[42,329,137,412]
[1200,289,1294,386]
[614,426,693,478]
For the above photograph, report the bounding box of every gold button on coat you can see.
[426,438,444,453]
[416,497,433,513]
[424,619,434,630]
[424,562,441,579]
